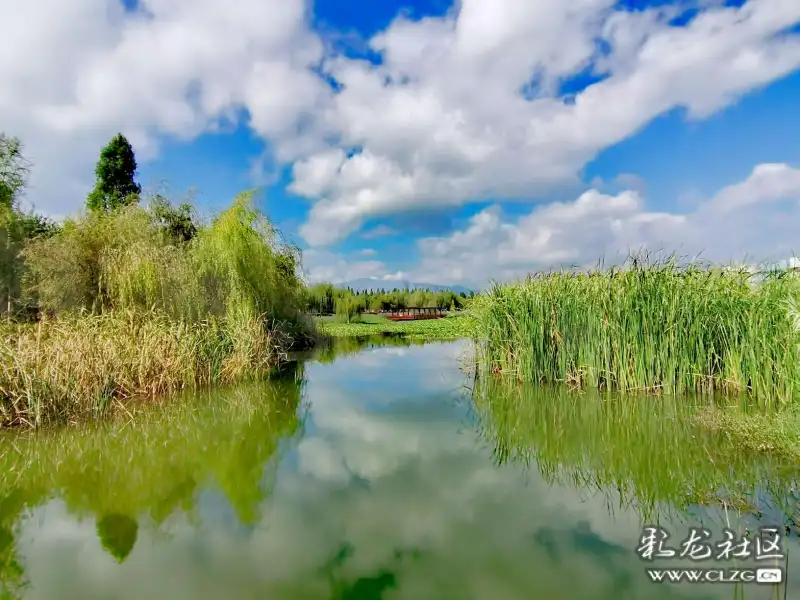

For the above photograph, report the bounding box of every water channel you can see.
[0,335,798,599]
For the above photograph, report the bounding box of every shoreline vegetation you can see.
[314,312,476,340]
[0,132,326,428]
[0,194,316,428]
[3,129,800,465]
[466,253,800,461]
[0,131,483,428]
[471,254,800,405]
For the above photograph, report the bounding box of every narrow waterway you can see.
[0,335,798,599]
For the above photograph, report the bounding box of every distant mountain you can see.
[338,278,473,295]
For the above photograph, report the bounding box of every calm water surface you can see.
[1,335,799,599]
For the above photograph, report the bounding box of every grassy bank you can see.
[472,255,800,405]
[0,193,315,428]
[315,312,475,341]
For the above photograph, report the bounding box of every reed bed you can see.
[471,255,800,405]
[0,193,316,427]
[0,310,293,427]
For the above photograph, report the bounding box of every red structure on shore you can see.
[384,307,445,321]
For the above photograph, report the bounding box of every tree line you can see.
[0,132,306,323]
[305,282,473,320]
[0,132,315,427]
[0,130,471,325]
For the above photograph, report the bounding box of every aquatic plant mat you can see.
[316,312,475,341]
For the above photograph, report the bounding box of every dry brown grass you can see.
[0,309,293,427]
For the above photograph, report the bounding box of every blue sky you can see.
[5,0,800,287]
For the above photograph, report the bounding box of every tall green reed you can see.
[472,254,800,406]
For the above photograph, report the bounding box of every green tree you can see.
[0,134,29,208]
[0,135,59,319]
[86,133,142,213]
[335,292,364,323]
[150,194,198,243]
[369,295,384,313]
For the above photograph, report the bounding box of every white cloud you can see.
[360,225,398,239]
[4,0,800,244]
[1,0,324,216]
[407,162,800,286]
[301,247,400,284]
[292,161,800,288]
[295,0,800,244]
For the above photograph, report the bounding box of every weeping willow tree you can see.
[2,192,313,426]
[190,194,304,325]
[0,134,60,322]
[23,191,306,327]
